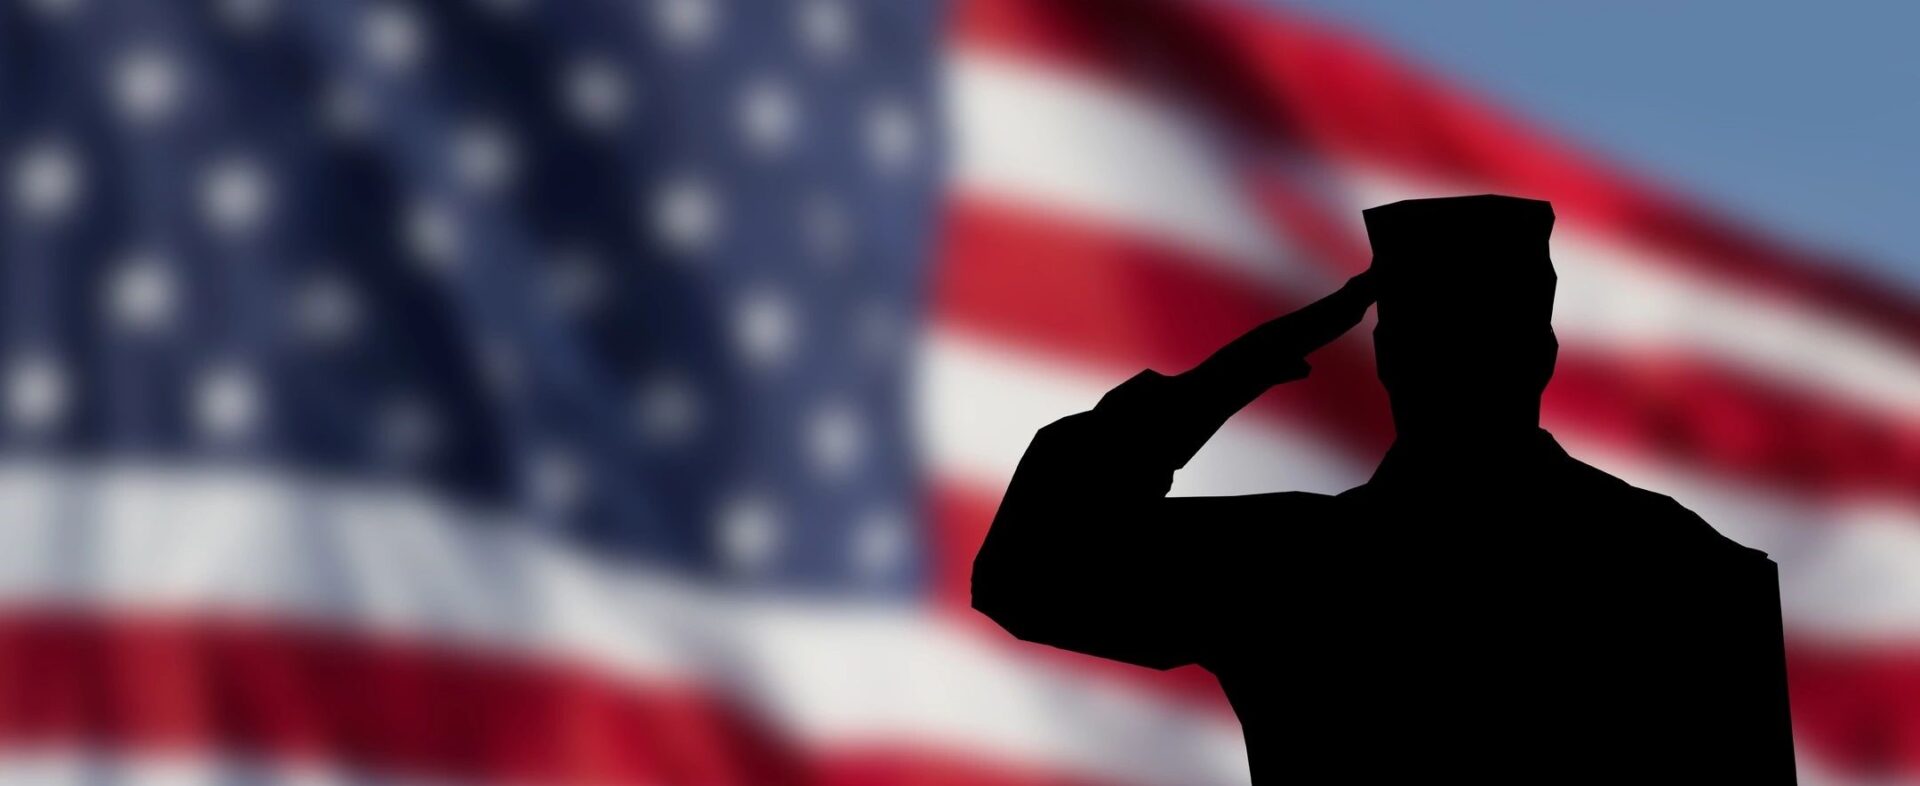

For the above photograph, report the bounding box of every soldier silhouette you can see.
[972,195,1797,783]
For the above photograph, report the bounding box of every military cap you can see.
[1363,194,1557,333]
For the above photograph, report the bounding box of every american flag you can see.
[0,0,1912,784]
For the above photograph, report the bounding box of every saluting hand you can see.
[1188,271,1377,388]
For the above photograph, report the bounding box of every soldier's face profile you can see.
[1373,321,1558,433]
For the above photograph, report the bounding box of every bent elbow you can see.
[970,544,1050,643]
[971,579,1055,648]
[969,546,1016,626]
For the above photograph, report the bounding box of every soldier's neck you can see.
[1375,425,1554,481]
[1393,423,1541,446]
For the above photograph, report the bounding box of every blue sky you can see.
[1280,1,1920,292]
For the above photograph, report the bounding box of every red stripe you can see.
[950,0,1920,355]
[0,608,1131,786]
[934,198,1395,457]
[0,606,1912,779]
[935,197,1920,505]
[1789,640,1920,779]
[1550,350,1920,501]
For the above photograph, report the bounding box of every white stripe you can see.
[949,49,1920,420]
[0,459,1250,786]
[918,329,1370,498]
[948,55,1315,290]
[921,330,1920,641]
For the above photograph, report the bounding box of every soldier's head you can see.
[1364,195,1558,441]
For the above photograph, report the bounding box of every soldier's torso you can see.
[1201,461,1763,782]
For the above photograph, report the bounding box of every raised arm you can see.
[971,274,1375,670]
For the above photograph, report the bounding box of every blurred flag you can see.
[0,0,1914,785]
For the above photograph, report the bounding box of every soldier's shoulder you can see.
[1567,459,1769,560]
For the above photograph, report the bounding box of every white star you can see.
[544,247,606,316]
[649,176,720,256]
[404,199,459,271]
[737,76,798,158]
[528,448,586,514]
[632,371,701,444]
[716,491,780,574]
[562,56,629,132]
[804,399,865,479]
[215,0,277,34]
[865,97,918,175]
[195,363,263,442]
[105,252,177,334]
[112,48,183,123]
[9,141,82,223]
[852,507,909,579]
[733,287,798,370]
[652,0,717,51]
[451,120,517,194]
[377,394,439,463]
[199,156,272,237]
[797,0,854,62]
[362,3,425,72]
[800,192,851,267]
[5,353,67,434]
[293,272,360,345]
